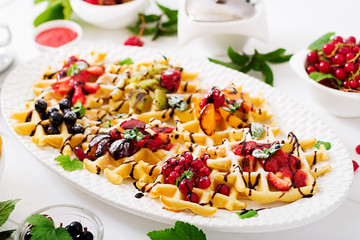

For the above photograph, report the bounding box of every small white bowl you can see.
[290,49,360,118]
[70,0,149,29]
[34,20,83,50]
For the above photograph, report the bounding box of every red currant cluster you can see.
[161,151,230,203]
[306,35,360,91]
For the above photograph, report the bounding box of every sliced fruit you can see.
[263,149,289,172]
[199,88,225,109]
[268,172,291,191]
[85,65,105,76]
[160,68,181,92]
[153,89,168,110]
[51,76,74,95]
[151,127,174,133]
[219,107,247,129]
[198,103,216,136]
[293,169,308,188]
[242,155,256,172]
[128,89,152,113]
[120,119,146,130]
[83,82,100,94]
[72,85,86,104]
[138,79,161,91]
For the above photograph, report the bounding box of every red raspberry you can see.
[199,88,225,109]
[160,68,182,92]
[124,36,144,47]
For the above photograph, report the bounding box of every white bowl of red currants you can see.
[290,33,360,118]
[70,0,149,29]
[14,204,104,240]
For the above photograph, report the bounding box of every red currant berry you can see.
[333,36,343,43]
[346,36,356,44]
[319,61,331,73]
[192,159,203,169]
[344,62,355,73]
[162,164,173,177]
[198,166,211,177]
[343,80,350,88]
[178,157,185,166]
[323,43,335,55]
[335,68,347,80]
[168,171,180,184]
[188,168,197,179]
[338,47,350,56]
[124,36,144,47]
[197,176,211,189]
[358,80,360,88]
[174,165,185,175]
[215,184,230,196]
[200,153,210,164]
[164,177,170,184]
[185,192,199,203]
[307,66,317,74]
[350,80,358,88]
[178,179,193,194]
[167,157,177,166]
[356,145,360,154]
[181,151,193,161]
[333,54,346,65]
[353,160,359,172]
[307,51,318,63]
[346,52,355,61]
[352,46,360,53]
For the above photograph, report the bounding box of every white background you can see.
[0,0,359,239]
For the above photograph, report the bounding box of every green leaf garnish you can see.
[123,128,143,141]
[147,220,206,240]
[120,58,134,65]
[33,0,73,27]
[221,99,243,113]
[252,143,283,159]
[102,119,114,128]
[0,199,20,227]
[309,72,343,86]
[67,61,88,76]
[236,209,258,219]
[27,214,72,240]
[308,32,336,51]
[71,101,86,117]
[175,170,193,187]
[0,229,16,239]
[314,140,331,150]
[209,47,292,86]
[127,3,178,41]
[250,123,265,140]
[168,95,188,112]
[55,155,83,171]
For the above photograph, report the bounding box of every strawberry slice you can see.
[353,160,359,172]
[264,149,289,172]
[83,82,100,94]
[120,119,146,130]
[85,65,105,76]
[151,127,174,133]
[293,169,308,188]
[51,76,74,95]
[268,172,291,191]
[242,155,256,172]
[72,85,86,104]
[289,154,301,172]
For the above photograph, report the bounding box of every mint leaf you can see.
[123,128,143,141]
[221,99,243,114]
[71,101,86,117]
[27,214,72,240]
[33,2,64,27]
[252,149,269,158]
[250,123,265,140]
[0,229,15,238]
[252,143,283,158]
[55,155,83,171]
[236,209,258,219]
[308,32,335,51]
[228,47,249,65]
[67,61,88,76]
[309,72,342,86]
[120,58,134,65]
[175,170,193,187]
[168,95,188,112]
[208,58,244,72]
[0,199,20,227]
[314,140,331,150]
[147,221,206,240]
[62,0,72,19]
[156,2,178,21]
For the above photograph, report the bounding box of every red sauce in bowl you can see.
[35,27,78,48]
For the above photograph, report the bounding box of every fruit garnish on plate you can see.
[306,32,360,92]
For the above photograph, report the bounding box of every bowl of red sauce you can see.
[34,20,82,49]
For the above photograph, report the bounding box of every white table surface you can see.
[0,0,360,239]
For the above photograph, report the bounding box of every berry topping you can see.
[73,146,95,161]
[109,139,139,160]
[65,221,83,237]
[160,68,182,92]
[120,119,146,130]
[178,179,193,194]
[46,126,60,135]
[124,35,144,47]
[70,123,85,134]
[49,111,63,126]
[64,111,77,125]
[353,160,359,172]
[199,87,225,109]
[59,98,72,111]
[35,99,47,113]
[306,51,318,63]
[185,192,199,203]
[293,169,308,188]
[267,172,291,191]
[215,184,230,196]
[197,176,211,189]
[356,145,360,155]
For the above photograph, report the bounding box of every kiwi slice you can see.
[154,89,168,110]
